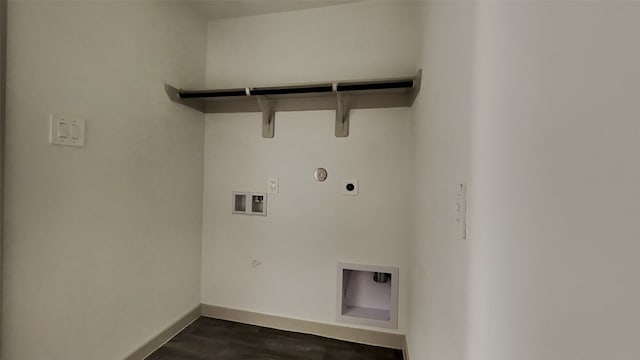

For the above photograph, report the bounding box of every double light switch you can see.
[50,114,85,147]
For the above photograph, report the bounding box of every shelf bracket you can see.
[409,69,422,104]
[335,92,350,138]
[164,84,206,112]
[257,96,275,138]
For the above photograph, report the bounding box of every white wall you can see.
[0,0,6,345]
[205,1,420,88]
[407,2,474,360]
[468,2,640,360]
[201,1,419,333]
[8,2,636,359]
[2,2,206,359]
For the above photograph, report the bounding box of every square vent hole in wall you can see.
[337,263,399,329]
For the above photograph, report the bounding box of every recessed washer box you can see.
[232,192,267,216]
[336,262,399,329]
[232,192,247,214]
[250,193,266,215]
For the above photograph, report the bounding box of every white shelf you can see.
[165,70,422,138]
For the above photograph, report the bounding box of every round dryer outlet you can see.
[342,179,359,196]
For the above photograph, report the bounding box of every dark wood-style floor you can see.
[146,317,404,360]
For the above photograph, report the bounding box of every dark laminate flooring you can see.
[146,317,404,360]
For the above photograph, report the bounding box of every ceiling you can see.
[187,0,359,20]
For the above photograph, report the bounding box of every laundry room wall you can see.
[201,1,419,333]
[2,2,206,359]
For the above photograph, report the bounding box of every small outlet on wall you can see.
[342,179,359,196]
[251,259,262,268]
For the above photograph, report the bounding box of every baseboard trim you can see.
[200,304,405,350]
[124,304,201,360]
[403,335,410,360]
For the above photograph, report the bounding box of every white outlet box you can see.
[49,114,85,147]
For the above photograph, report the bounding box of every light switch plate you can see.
[267,177,279,194]
[50,114,85,147]
[456,182,467,239]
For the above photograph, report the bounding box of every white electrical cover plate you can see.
[268,177,279,194]
[49,114,85,147]
[456,182,467,239]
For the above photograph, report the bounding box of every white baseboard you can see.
[123,304,410,359]
[200,303,406,350]
[123,304,201,360]
[403,335,410,360]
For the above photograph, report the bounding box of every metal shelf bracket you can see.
[257,96,275,138]
[335,92,349,138]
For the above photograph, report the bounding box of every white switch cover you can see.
[267,177,279,194]
[57,121,69,138]
[456,182,467,239]
[50,114,85,147]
